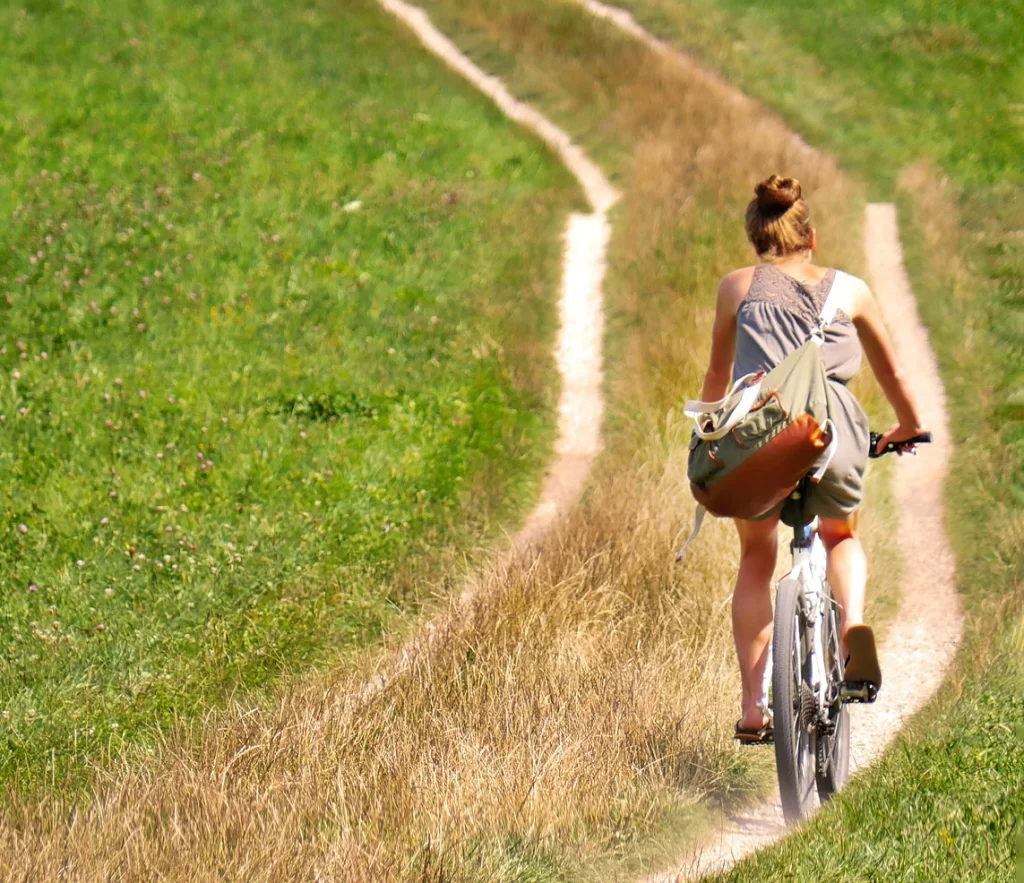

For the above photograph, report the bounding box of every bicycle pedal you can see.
[841,681,878,704]
[737,735,774,747]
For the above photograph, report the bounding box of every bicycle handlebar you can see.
[868,431,932,459]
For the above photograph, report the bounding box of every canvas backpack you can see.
[677,271,854,559]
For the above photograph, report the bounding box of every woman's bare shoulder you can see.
[718,266,757,306]
[832,269,873,318]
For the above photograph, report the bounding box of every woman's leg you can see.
[733,514,781,730]
[818,515,867,644]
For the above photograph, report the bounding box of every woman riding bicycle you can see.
[700,175,926,743]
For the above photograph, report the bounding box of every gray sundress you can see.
[733,264,870,520]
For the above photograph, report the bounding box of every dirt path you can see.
[366,0,617,695]
[379,0,617,558]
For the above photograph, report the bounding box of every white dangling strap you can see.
[683,372,761,418]
[685,375,763,442]
[811,419,839,482]
[676,504,707,562]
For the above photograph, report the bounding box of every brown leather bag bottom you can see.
[691,415,831,520]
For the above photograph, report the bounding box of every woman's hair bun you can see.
[755,175,802,211]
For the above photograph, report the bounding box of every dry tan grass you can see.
[0,2,901,879]
[0,419,742,882]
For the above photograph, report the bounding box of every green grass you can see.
[615,0,1024,189]
[714,626,1024,882]
[608,0,1024,877]
[0,0,579,793]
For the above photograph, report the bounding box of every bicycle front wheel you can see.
[772,575,817,824]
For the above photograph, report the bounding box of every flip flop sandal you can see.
[843,624,882,702]
[734,720,774,745]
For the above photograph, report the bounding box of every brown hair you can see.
[744,175,813,260]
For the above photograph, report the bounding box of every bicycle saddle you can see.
[780,476,814,529]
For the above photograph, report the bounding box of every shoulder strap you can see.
[812,270,856,341]
[818,270,856,325]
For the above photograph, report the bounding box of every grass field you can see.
[0,2,917,879]
[0,0,1001,879]
[607,0,1024,878]
[0,0,580,793]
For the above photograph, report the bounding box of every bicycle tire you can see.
[816,583,850,799]
[772,575,817,824]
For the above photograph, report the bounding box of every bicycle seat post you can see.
[781,477,815,551]
[791,520,814,550]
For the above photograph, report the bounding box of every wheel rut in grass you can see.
[368,0,618,689]
[378,0,618,555]
[559,4,963,878]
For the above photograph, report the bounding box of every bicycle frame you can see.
[763,520,832,724]
[792,519,830,721]
[768,515,850,823]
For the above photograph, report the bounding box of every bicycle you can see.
[769,430,931,824]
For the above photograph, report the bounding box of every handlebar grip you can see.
[868,431,932,459]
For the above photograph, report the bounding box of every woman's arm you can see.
[849,281,927,450]
[700,272,745,401]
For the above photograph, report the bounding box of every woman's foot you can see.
[734,705,773,744]
[734,716,774,745]
[843,623,882,689]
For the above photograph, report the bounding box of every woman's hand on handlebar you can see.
[872,423,931,457]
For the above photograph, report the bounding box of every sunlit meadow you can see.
[0,0,577,792]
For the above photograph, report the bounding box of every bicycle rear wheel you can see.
[816,583,850,799]
[772,575,817,824]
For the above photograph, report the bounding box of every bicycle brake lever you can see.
[868,431,933,459]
